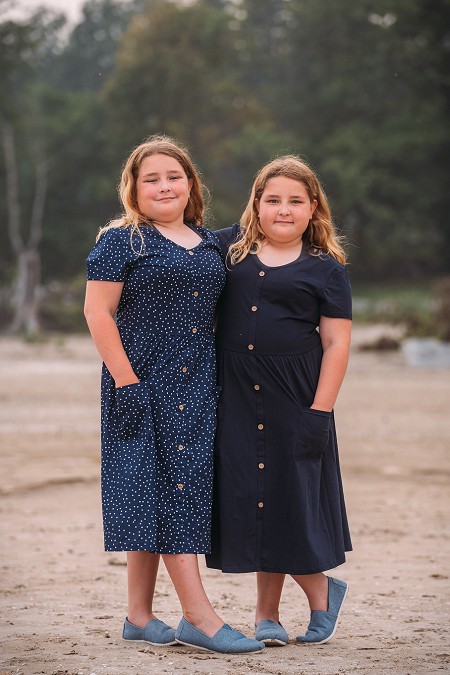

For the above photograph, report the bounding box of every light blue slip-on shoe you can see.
[296,577,348,645]
[122,617,177,646]
[175,617,265,653]
[255,619,289,646]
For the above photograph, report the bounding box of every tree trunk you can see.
[10,248,41,335]
[1,119,47,336]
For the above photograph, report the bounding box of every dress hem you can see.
[205,552,351,575]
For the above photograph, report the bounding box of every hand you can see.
[115,375,140,388]
[310,403,332,412]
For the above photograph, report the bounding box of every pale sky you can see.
[7,0,87,24]
[6,0,191,24]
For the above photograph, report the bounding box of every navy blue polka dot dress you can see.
[86,224,226,552]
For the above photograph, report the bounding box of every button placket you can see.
[251,362,266,527]
[246,267,266,351]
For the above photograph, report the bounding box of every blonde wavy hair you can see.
[97,134,205,247]
[229,155,347,265]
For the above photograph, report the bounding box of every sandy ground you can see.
[0,326,449,675]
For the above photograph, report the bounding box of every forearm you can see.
[85,311,138,387]
[311,342,349,412]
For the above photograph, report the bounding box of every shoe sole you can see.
[297,582,349,645]
[261,638,287,646]
[175,638,264,653]
[122,637,178,646]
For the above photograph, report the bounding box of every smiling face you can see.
[256,176,317,246]
[136,153,192,226]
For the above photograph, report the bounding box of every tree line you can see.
[1,0,449,332]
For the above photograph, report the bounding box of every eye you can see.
[144,178,157,183]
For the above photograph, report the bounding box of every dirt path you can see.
[0,327,449,675]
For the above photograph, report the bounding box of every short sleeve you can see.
[319,267,352,319]
[86,228,137,281]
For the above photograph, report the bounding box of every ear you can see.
[310,199,318,216]
[255,198,260,214]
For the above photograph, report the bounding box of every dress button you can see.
[257,423,264,430]
[188,250,194,256]
[192,327,197,334]
[178,444,184,451]
[258,463,265,469]
[177,483,184,490]
[248,344,254,350]
[258,501,264,508]
[254,384,260,391]
[251,306,258,312]
[259,271,265,277]
[193,291,199,297]
[178,404,184,411]
[181,367,187,373]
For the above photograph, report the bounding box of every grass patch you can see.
[352,281,434,336]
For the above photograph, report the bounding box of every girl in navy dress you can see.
[84,136,263,654]
[207,155,352,646]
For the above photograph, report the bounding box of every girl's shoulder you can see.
[305,247,347,273]
[209,224,241,256]
[95,224,136,246]
[86,225,143,281]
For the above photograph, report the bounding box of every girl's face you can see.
[136,153,192,225]
[256,176,317,245]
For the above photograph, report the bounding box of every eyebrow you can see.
[142,169,184,177]
[264,193,306,198]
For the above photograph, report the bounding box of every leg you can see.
[291,572,328,610]
[126,550,160,627]
[162,553,223,637]
[255,572,285,624]
[254,572,289,646]
[293,574,349,644]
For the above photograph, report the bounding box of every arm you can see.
[84,280,139,388]
[311,316,351,412]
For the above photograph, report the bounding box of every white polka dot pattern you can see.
[86,225,225,552]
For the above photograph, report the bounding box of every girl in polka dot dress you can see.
[207,155,352,646]
[84,136,264,654]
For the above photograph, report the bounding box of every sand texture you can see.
[0,326,449,675]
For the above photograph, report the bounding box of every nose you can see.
[159,180,171,192]
[278,202,290,215]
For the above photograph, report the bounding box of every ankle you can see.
[184,611,224,637]
[255,612,280,625]
[127,611,156,628]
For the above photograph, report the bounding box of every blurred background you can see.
[1,0,449,339]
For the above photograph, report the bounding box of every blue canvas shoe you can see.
[255,619,289,646]
[122,617,177,645]
[296,577,348,645]
[175,617,265,653]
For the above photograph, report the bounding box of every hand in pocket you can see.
[115,381,151,439]
[296,407,331,460]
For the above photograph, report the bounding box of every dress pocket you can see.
[295,406,332,461]
[115,381,152,439]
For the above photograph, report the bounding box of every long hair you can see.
[96,134,205,246]
[229,155,347,265]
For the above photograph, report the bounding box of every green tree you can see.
[264,0,450,279]
[0,7,67,333]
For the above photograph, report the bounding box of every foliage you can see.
[0,0,449,332]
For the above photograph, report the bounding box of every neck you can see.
[153,218,187,231]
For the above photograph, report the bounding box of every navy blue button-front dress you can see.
[86,224,226,553]
[206,225,353,575]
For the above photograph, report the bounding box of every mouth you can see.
[157,197,176,202]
